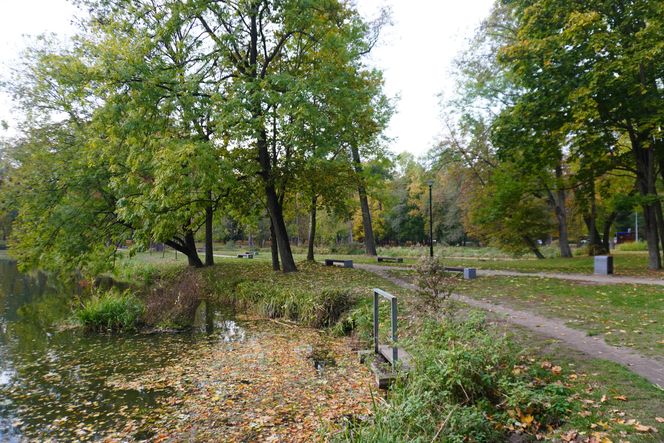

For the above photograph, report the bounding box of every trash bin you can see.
[594,255,613,275]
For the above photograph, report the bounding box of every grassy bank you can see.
[112,254,663,441]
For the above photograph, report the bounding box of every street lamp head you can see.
[426,179,434,187]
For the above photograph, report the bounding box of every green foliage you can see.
[2,0,392,275]
[329,242,367,255]
[468,163,554,256]
[495,0,664,269]
[345,313,573,442]
[75,290,144,332]
[615,241,648,252]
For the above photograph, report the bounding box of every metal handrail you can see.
[373,288,399,364]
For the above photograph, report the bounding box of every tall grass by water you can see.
[76,290,144,332]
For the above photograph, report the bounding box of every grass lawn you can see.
[114,243,664,277]
[505,324,664,442]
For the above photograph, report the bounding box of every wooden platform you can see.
[369,349,411,389]
[378,344,412,369]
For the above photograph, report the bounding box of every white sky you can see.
[0,0,494,156]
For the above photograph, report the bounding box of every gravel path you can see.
[357,263,664,387]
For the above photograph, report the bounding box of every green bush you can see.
[329,242,367,255]
[76,290,145,332]
[344,313,573,442]
[615,241,647,252]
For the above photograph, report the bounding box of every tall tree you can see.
[194,0,389,270]
[499,0,664,269]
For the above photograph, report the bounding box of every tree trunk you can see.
[602,212,617,252]
[205,191,214,267]
[549,166,572,258]
[654,200,664,262]
[629,125,662,270]
[583,215,605,255]
[350,144,377,256]
[524,236,545,259]
[307,195,317,262]
[165,230,203,268]
[256,125,297,272]
[269,219,280,271]
[265,186,297,272]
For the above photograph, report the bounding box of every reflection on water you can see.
[0,258,243,441]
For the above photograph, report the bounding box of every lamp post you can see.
[426,179,434,258]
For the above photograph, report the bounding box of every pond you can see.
[0,258,244,441]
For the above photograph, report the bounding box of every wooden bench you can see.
[443,266,477,280]
[324,259,353,268]
[237,253,254,259]
[377,256,403,263]
[245,251,258,256]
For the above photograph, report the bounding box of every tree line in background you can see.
[437,0,664,269]
[0,0,662,273]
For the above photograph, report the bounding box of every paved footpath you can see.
[356,263,664,387]
[357,263,664,286]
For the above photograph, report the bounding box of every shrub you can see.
[615,241,647,252]
[343,313,573,442]
[76,290,144,332]
[413,256,457,316]
[329,242,366,255]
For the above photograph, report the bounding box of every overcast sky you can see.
[0,0,494,156]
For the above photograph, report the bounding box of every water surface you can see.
[0,258,242,441]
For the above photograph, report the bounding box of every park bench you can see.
[237,253,254,259]
[443,266,477,280]
[377,256,403,263]
[324,258,353,268]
